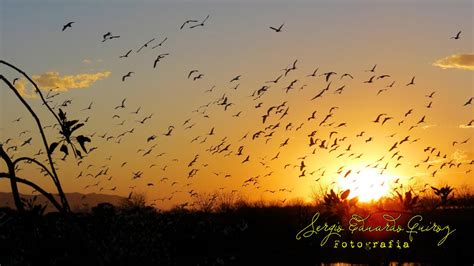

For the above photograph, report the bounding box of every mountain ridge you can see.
[0,192,125,212]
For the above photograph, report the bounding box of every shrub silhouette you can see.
[431,185,454,207]
[395,190,419,211]
[323,189,358,217]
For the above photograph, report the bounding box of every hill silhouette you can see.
[0,192,124,212]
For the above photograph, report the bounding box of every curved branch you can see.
[0,60,61,123]
[0,172,64,212]
[13,157,55,180]
[0,74,70,212]
[0,145,24,211]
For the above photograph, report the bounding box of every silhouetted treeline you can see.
[0,197,473,266]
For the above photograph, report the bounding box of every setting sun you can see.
[337,168,394,202]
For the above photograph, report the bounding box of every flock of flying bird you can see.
[1,16,471,209]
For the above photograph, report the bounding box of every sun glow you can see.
[337,168,394,202]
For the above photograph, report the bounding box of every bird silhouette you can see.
[406,76,415,86]
[193,73,204,81]
[366,64,377,72]
[208,127,215,135]
[62,22,74,31]
[230,75,241,82]
[463,97,473,106]
[180,19,199,29]
[417,115,426,124]
[114,99,126,109]
[152,37,168,49]
[153,53,169,68]
[450,31,461,39]
[122,72,134,81]
[307,68,319,77]
[137,38,155,53]
[425,91,436,98]
[283,60,298,76]
[340,73,354,79]
[269,23,284,32]
[189,15,210,29]
[266,74,282,84]
[364,76,375,83]
[119,49,132,58]
[131,107,141,114]
[321,72,336,82]
[81,102,93,111]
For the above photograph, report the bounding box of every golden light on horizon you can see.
[337,168,394,202]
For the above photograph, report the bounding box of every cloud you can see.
[451,149,472,164]
[459,123,473,129]
[13,79,37,98]
[32,71,111,91]
[433,54,474,71]
[82,58,104,64]
[422,124,437,130]
[13,71,111,98]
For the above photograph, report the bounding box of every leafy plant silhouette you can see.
[395,190,419,211]
[323,189,358,217]
[431,185,454,207]
[0,60,91,214]
[49,108,91,160]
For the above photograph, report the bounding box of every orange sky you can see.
[0,1,472,209]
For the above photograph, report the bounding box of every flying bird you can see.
[153,53,169,68]
[81,102,93,111]
[152,37,168,49]
[406,76,415,86]
[62,21,74,31]
[189,15,210,29]
[193,74,204,81]
[269,23,284,32]
[450,31,461,40]
[180,19,199,29]
[307,68,319,77]
[321,72,336,82]
[122,72,134,82]
[230,75,241,82]
[266,74,282,84]
[188,70,199,79]
[340,73,354,79]
[115,99,126,109]
[119,49,132,58]
[373,113,387,123]
[463,97,473,106]
[137,38,155,53]
[366,64,377,72]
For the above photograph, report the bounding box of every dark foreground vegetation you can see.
[0,192,473,266]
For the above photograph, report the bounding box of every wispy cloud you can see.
[433,54,474,71]
[32,71,111,91]
[82,58,104,64]
[451,149,472,164]
[14,71,111,98]
[14,79,36,98]
[422,124,437,130]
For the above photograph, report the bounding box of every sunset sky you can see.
[0,0,472,209]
